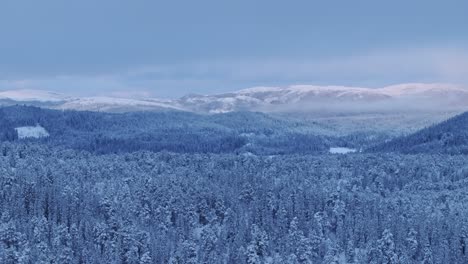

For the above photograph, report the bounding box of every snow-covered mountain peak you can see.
[237,86,283,94]
[195,83,468,112]
[0,83,467,113]
[58,96,185,112]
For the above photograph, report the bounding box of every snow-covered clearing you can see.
[15,125,50,139]
[330,147,357,154]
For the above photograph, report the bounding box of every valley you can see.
[1,86,468,263]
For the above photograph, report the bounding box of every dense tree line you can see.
[0,106,382,155]
[1,142,468,263]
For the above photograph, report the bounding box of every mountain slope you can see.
[0,105,357,155]
[58,97,184,112]
[371,111,468,154]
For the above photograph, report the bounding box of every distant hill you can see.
[0,105,353,155]
[371,112,468,154]
[1,83,468,113]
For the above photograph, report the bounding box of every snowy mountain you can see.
[177,83,468,113]
[57,97,184,112]
[1,83,468,113]
[0,90,183,112]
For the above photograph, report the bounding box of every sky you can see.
[0,0,468,98]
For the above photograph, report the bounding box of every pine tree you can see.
[239,183,255,204]
[53,224,74,264]
[246,244,261,264]
[379,229,398,264]
[180,240,198,264]
[323,239,340,264]
[0,213,30,264]
[140,251,153,264]
[296,236,314,264]
[346,239,355,263]
[246,225,269,263]
[287,217,302,252]
[287,218,316,263]
[406,228,419,260]
[200,225,218,262]
[422,244,434,264]
[366,241,382,264]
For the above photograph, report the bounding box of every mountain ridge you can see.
[1,83,467,113]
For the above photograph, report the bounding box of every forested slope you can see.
[0,106,365,155]
[2,106,468,263]
[372,111,468,154]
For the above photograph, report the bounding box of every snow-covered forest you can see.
[1,106,468,263]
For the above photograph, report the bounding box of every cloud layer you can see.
[1,47,467,98]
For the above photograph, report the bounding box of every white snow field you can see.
[15,125,50,139]
[329,147,357,154]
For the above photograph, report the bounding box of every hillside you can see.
[0,105,355,155]
[371,111,468,154]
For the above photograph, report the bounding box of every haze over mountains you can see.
[1,83,467,113]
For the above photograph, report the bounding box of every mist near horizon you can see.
[1,1,468,97]
[2,2,468,264]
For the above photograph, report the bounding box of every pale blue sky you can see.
[1,0,467,98]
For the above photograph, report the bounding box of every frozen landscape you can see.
[0,86,468,263]
[1,1,468,263]
[1,83,468,114]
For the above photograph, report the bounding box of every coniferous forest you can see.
[2,0,468,263]
[1,106,468,263]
